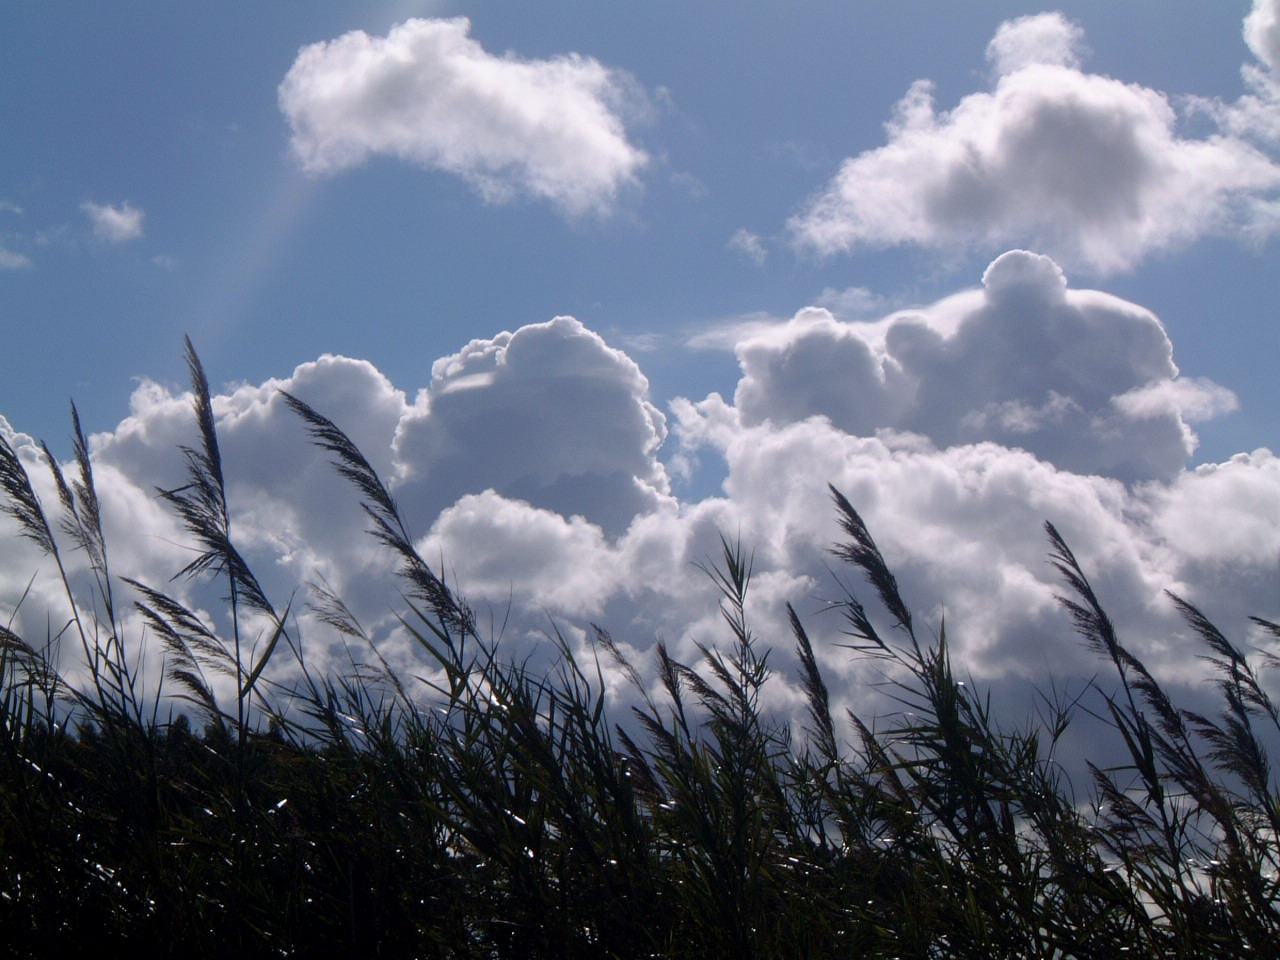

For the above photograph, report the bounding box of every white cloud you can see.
[1190,0,1280,149]
[985,12,1084,76]
[732,251,1228,481]
[728,228,767,265]
[1111,377,1238,424]
[278,17,649,217]
[788,12,1280,272]
[420,491,620,617]
[0,246,32,270]
[97,354,412,587]
[1146,448,1280,567]
[673,399,1168,681]
[812,285,884,321]
[1246,0,1280,75]
[394,316,670,537]
[82,201,145,243]
[78,319,672,643]
[678,413,1278,696]
[4,264,1278,734]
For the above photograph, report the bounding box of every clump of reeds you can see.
[0,344,1277,958]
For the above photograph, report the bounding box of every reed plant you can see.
[0,345,1277,957]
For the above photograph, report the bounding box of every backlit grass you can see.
[1,343,1277,958]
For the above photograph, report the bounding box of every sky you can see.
[4,1,1280,735]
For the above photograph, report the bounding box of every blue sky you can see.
[4,2,1280,722]
[3,2,1274,459]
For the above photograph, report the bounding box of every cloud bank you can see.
[8,6,1280,737]
[788,10,1280,271]
[278,17,649,217]
[4,252,1275,734]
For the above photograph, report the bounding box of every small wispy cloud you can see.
[82,200,145,243]
[0,201,33,268]
[0,246,32,270]
[813,285,885,320]
[728,228,767,266]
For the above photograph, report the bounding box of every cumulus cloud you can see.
[985,11,1084,76]
[1191,0,1280,149]
[1146,448,1280,567]
[4,260,1278,737]
[1246,0,1280,75]
[73,317,671,650]
[673,399,1162,680]
[788,11,1280,271]
[82,201,145,242]
[394,316,670,537]
[733,251,1230,481]
[278,17,649,217]
[420,492,619,617]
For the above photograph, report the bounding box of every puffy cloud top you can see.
[789,13,1280,271]
[395,316,670,536]
[1246,0,1280,75]
[980,247,1068,301]
[985,12,1084,76]
[734,251,1235,481]
[6,280,1279,725]
[278,18,648,217]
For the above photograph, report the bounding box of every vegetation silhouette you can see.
[1,344,1277,957]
